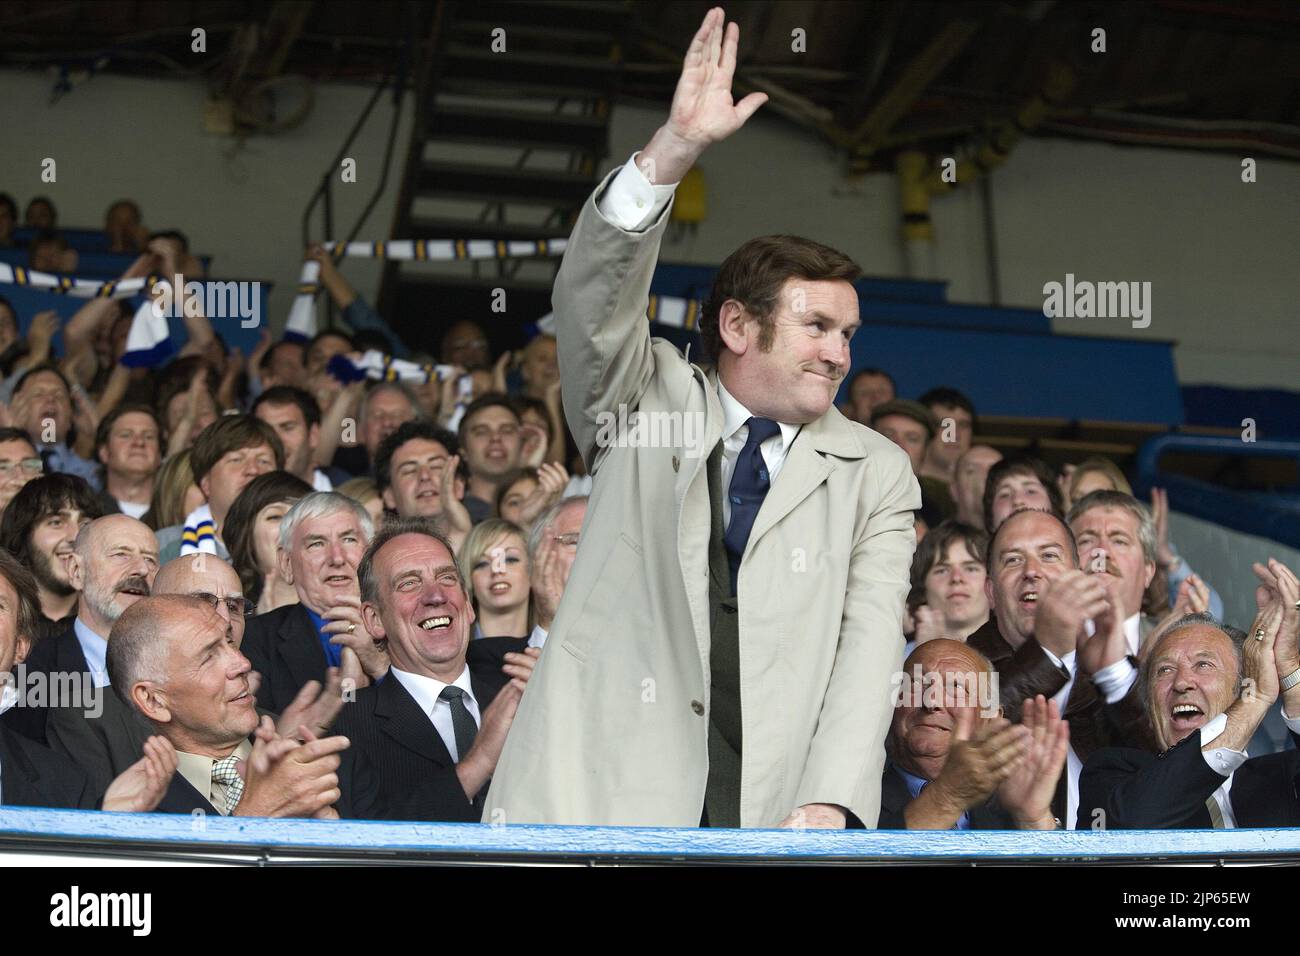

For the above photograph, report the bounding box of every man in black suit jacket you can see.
[242,492,388,713]
[1080,570,1300,829]
[109,594,371,819]
[873,639,1065,830]
[335,518,537,822]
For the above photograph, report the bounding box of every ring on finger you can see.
[1256,628,1266,641]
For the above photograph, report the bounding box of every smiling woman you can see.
[456,518,532,640]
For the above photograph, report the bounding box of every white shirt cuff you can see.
[1281,705,1300,735]
[1093,657,1138,704]
[1199,712,1248,776]
[528,624,549,649]
[595,153,678,231]
[1040,645,1074,673]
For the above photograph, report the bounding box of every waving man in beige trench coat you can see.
[484,7,921,829]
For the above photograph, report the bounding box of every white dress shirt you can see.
[1042,613,1141,829]
[389,665,481,763]
[312,469,334,492]
[527,624,548,649]
[74,616,111,689]
[117,499,150,520]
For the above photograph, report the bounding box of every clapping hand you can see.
[101,736,178,813]
[997,695,1068,829]
[1253,559,1300,677]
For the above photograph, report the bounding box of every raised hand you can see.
[998,696,1068,829]
[325,594,389,680]
[1077,593,1130,675]
[236,715,349,818]
[1253,559,1300,676]
[641,8,768,185]
[516,462,569,528]
[1034,569,1109,659]
[276,668,347,742]
[530,529,566,630]
[101,736,178,813]
[912,605,946,645]
[930,707,1030,813]
[1150,487,1176,569]
[501,646,542,687]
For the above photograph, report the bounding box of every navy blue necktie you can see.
[723,417,781,593]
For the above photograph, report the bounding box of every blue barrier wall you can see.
[2,807,1298,862]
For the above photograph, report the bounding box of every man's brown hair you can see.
[189,414,284,485]
[699,235,861,362]
[0,548,45,655]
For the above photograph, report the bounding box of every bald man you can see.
[877,639,1066,830]
[153,554,249,649]
[43,515,159,792]
[109,595,375,818]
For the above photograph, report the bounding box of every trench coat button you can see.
[690,700,705,716]
[672,455,680,472]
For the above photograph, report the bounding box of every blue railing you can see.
[1135,435,1300,550]
[3,808,1300,862]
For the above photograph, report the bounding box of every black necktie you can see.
[38,448,54,473]
[723,416,781,593]
[438,685,478,762]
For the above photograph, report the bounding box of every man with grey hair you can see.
[45,514,159,793]
[360,381,422,463]
[334,516,534,820]
[242,491,382,713]
[110,594,375,818]
[524,496,587,649]
[1080,560,1300,828]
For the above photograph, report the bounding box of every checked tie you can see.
[723,416,781,594]
[210,755,245,815]
[439,685,478,762]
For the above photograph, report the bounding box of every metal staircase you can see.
[379,0,630,359]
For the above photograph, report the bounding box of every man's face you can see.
[0,204,13,244]
[441,321,490,370]
[0,438,40,512]
[0,575,31,677]
[165,390,217,449]
[362,389,416,457]
[892,643,991,776]
[954,446,1001,527]
[157,606,257,748]
[382,438,463,518]
[987,510,1076,645]
[990,472,1052,531]
[306,334,352,377]
[30,242,65,273]
[1071,470,1116,506]
[1149,626,1240,750]
[547,499,587,582]
[71,517,160,627]
[521,336,559,392]
[199,443,277,523]
[727,279,858,425]
[154,557,248,649]
[283,509,367,614]
[98,411,161,481]
[875,414,928,474]
[849,372,893,423]
[105,203,139,238]
[362,534,474,678]
[1071,504,1154,621]
[461,406,521,484]
[498,475,537,527]
[924,537,989,632]
[255,401,316,481]
[29,506,86,598]
[16,370,72,443]
[25,200,53,230]
[0,304,18,353]
[264,342,306,388]
[927,403,972,467]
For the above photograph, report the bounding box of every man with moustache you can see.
[487,9,919,829]
[1068,490,1160,652]
[43,515,160,792]
[334,517,534,821]
[878,639,1067,830]
[1079,559,1300,828]
[975,507,1149,827]
[109,595,372,818]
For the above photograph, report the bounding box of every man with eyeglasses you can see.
[153,554,251,649]
[457,395,523,524]
[0,426,41,516]
[523,497,588,650]
[440,320,491,371]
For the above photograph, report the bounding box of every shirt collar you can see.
[0,678,17,716]
[74,615,110,687]
[176,738,254,810]
[389,664,475,718]
[304,605,329,635]
[1124,612,1141,657]
[716,378,802,449]
[893,763,930,800]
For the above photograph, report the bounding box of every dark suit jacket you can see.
[0,723,97,809]
[1078,730,1300,829]
[46,682,153,796]
[875,759,1017,830]
[333,641,512,822]
[154,743,378,820]
[0,618,85,745]
[243,602,329,715]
